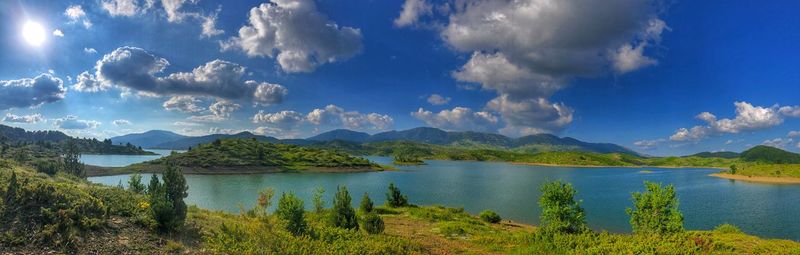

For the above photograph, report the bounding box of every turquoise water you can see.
[80,149,181,167]
[88,156,800,240]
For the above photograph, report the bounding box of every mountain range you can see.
[110,127,638,155]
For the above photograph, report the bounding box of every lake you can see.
[88,155,800,241]
[80,150,182,167]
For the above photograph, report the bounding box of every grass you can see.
[730,163,800,178]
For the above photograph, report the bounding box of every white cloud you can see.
[208,100,240,118]
[762,138,794,149]
[0,74,66,110]
[699,102,783,133]
[789,131,800,138]
[306,105,393,131]
[65,5,92,28]
[71,71,109,92]
[112,119,132,126]
[201,12,224,37]
[612,43,656,73]
[412,107,498,132]
[53,115,100,130]
[2,113,44,124]
[426,94,451,105]
[93,47,288,103]
[222,0,363,73]
[780,105,800,117]
[163,95,203,113]
[669,126,711,142]
[488,95,573,136]
[52,29,64,37]
[84,48,98,54]
[173,121,202,127]
[394,0,433,27]
[102,0,141,17]
[633,138,665,150]
[252,110,305,127]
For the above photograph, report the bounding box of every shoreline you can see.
[510,162,726,169]
[84,164,383,177]
[709,173,800,184]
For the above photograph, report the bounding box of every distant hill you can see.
[0,124,153,155]
[740,145,800,164]
[688,151,741,159]
[308,129,370,143]
[0,124,71,143]
[149,132,280,150]
[110,130,187,148]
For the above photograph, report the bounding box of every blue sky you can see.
[0,0,798,156]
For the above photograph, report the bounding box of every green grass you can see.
[730,163,800,178]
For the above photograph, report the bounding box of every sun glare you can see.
[22,21,46,47]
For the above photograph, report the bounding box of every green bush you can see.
[312,187,325,213]
[479,210,501,223]
[538,180,587,234]
[360,192,374,213]
[714,223,743,234]
[386,183,408,208]
[128,173,145,194]
[34,160,62,176]
[361,213,385,234]
[275,192,307,236]
[627,181,684,234]
[330,186,358,230]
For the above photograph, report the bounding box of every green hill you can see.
[740,145,800,164]
[0,124,154,157]
[689,151,741,159]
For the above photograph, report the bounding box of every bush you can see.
[627,181,684,234]
[330,186,358,230]
[538,180,587,234]
[479,210,501,223]
[162,163,188,228]
[714,223,743,234]
[34,160,62,176]
[275,192,307,236]
[386,183,408,208]
[361,213,384,234]
[128,173,145,194]
[360,192,373,213]
[312,187,325,213]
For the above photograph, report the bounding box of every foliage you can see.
[386,182,408,208]
[145,163,188,233]
[714,223,743,234]
[63,140,84,178]
[33,159,62,176]
[275,192,307,236]
[392,147,425,165]
[740,145,800,164]
[128,173,146,194]
[538,181,587,234]
[479,210,502,223]
[312,187,325,213]
[255,188,275,219]
[330,186,358,230]
[627,181,684,235]
[361,213,384,234]
[163,163,188,228]
[360,192,374,213]
[729,164,737,174]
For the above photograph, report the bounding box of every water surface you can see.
[88,156,800,240]
[81,149,182,167]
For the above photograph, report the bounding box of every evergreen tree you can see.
[312,187,325,213]
[330,186,358,229]
[276,192,307,236]
[386,182,408,207]
[4,171,18,206]
[128,173,146,194]
[147,174,175,232]
[360,192,373,213]
[162,163,189,228]
[63,140,84,177]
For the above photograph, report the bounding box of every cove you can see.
[88,155,800,241]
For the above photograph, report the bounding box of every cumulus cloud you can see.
[0,74,66,110]
[102,0,141,17]
[3,113,44,124]
[412,107,498,132]
[762,138,794,149]
[101,0,223,38]
[252,110,305,127]
[780,105,800,117]
[163,96,204,113]
[222,0,363,73]
[426,94,451,105]
[112,119,132,126]
[306,105,393,130]
[92,47,288,103]
[789,131,800,138]
[201,12,224,37]
[84,48,98,54]
[698,102,783,133]
[633,138,666,150]
[71,71,109,92]
[488,95,573,135]
[669,126,711,142]
[53,115,100,130]
[65,5,92,28]
[394,0,433,27]
[52,29,64,37]
[208,100,241,118]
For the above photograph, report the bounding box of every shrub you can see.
[330,186,358,230]
[34,160,62,176]
[63,141,84,178]
[627,181,684,234]
[729,164,737,174]
[255,188,275,218]
[361,213,384,234]
[312,187,325,213]
[360,192,373,213]
[538,180,587,234]
[275,192,307,236]
[386,183,408,208]
[479,210,501,223]
[128,173,145,194]
[714,223,743,234]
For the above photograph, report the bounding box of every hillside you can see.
[110,130,188,148]
[307,129,370,143]
[0,124,153,155]
[740,145,800,164]
[689,151,741,159]
[149,132,280,150]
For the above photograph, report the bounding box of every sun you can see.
[22,21,46,47]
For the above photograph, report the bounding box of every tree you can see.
[360,192,374,213]
[148,174,175,233]
[480,210,502,223]
[4,171,19,206]
[63,140,84,177]
[255,188,275,221]
[147,163,189,233]
[312,187,325,213]
[386,182,408,208]
[729,164,738,174]
[213,139,222,147]
[275,192,307,236]
[128,173,146,194]
[162,163,188,229]
[627,181,684,234]
[361,213,384,234]
[330,186,358,229]
[538,181,587,234]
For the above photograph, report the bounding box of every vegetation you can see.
[330,186,358,230]
[627,181,684,234]
[386,182,408,208]
[392,147,425,165]
[360,192,374,213]
[538,181,587,234]
[312,187,325,213]
[740,145,800,164]
[127,173,145,194]
[361,213,385,234]
[479,210,501,223]
[275,192,307,236]
[0,124,154,156]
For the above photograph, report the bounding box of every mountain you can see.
[0,124,71,143]
[740,145,800,164]
[110,130,187,148]
[688,151,741,159]
[0,124,153,155]
[307,129,370,143]
[150,131,280,150]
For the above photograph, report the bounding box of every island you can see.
[85,138,384,176]
[707,145,800,184]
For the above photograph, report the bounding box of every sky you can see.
[0,0,798,156]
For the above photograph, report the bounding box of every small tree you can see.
[729,164,737,174]
[128,173,146,194]
[627,181,684,234]
[386,182,408,208]
[361,213,384,234]
[538,181,587,234]
[162,163,188,229]
[63,140,84,177]
[4,171,19,206]
[312,187,325,213]
[254,188,275,222]
[360,192,373,213]
[330,186,358,229]
[480,210,502,223]
[148,175,176,233]
[276,192,307,236]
